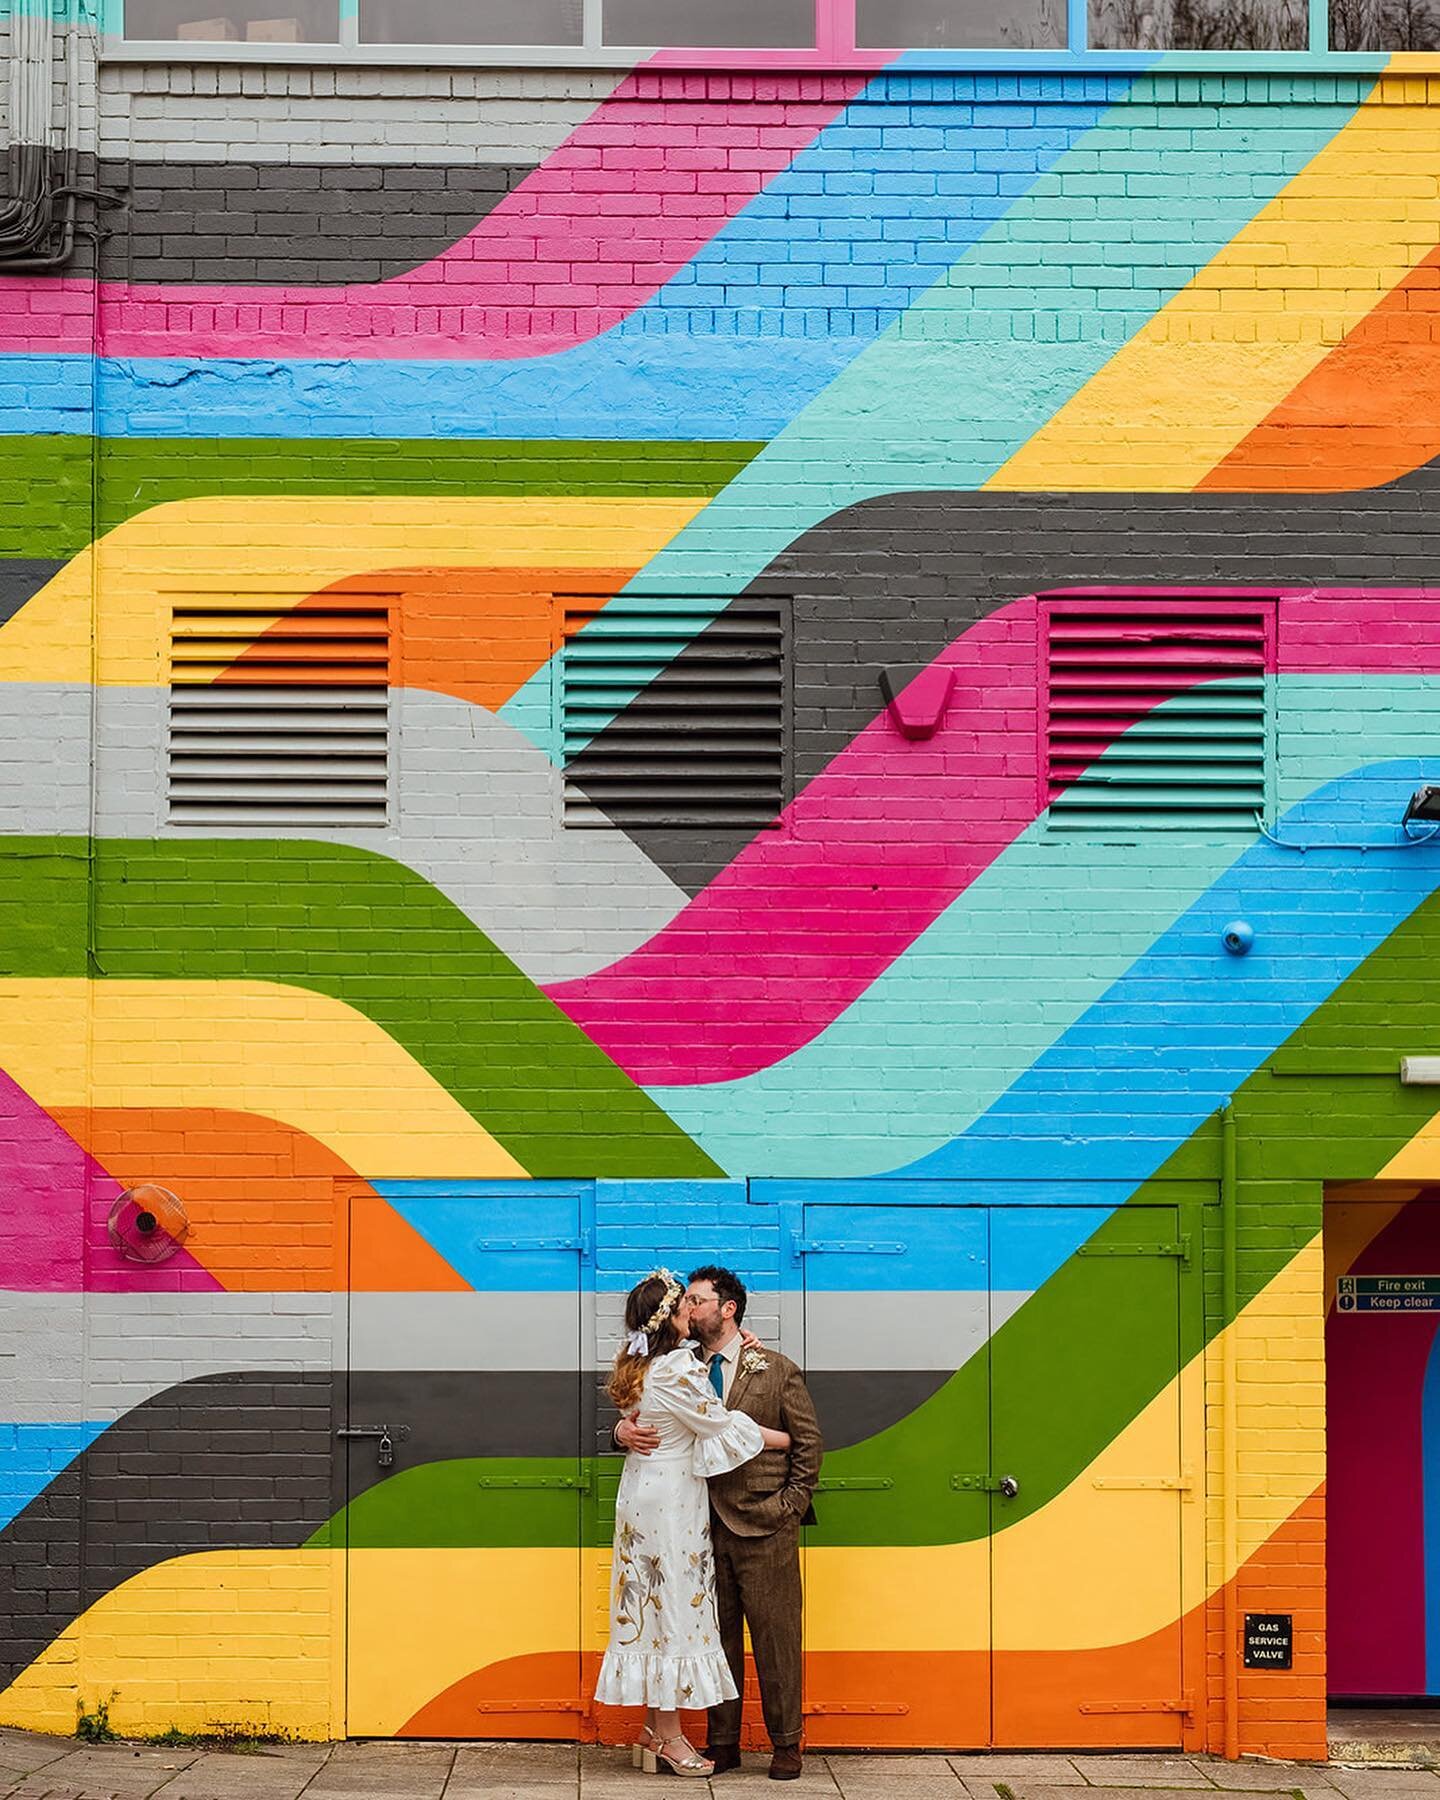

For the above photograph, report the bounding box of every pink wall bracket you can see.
[879,664,956,740]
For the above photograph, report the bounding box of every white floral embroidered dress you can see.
[595,1346,764,1709]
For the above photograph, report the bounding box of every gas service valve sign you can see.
[1243,1613,1293,1670]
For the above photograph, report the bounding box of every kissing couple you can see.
[594,1266,824,1780]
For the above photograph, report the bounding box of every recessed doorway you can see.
[1326,1182,1440,1705]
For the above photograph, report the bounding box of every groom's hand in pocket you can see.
[615,1412,661,1455]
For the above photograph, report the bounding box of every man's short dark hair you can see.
[689,1264,747,1326]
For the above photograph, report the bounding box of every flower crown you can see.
[624,1269,682,1358]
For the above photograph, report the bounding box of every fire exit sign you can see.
[1337,1275,1440,1313]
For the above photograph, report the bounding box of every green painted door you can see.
[794,1196,1191,1749]
[988,1206,1187,1748]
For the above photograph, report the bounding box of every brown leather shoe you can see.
[768,1745,803,1781]
[703,1744,742,1775]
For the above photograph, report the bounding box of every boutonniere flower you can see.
[741,1349,769,1375]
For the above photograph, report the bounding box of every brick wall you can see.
[6,40,1440,1757]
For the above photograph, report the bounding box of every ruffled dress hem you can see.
[593,1647,738,1710]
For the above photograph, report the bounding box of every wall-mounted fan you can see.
[106,1184,190,1264]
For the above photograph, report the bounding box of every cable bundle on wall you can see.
[0,0,110,269]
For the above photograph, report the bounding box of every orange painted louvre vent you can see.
[167,596,391,827]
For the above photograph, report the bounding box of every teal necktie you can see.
[708,1352,725,1399]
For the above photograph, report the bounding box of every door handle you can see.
[950,1473,1021,1496]
[336,1423,409,1469]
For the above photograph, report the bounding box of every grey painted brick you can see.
[98,65,624,162]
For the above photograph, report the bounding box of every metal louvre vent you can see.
[561,596,786,829]
[1045,599,1273,833]
[167,600,390,826]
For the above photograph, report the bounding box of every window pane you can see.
[1089,0,1306,44]
[602,0,815,46]
[359,0,582,41]
[857,0,1063,45]
[124,0,338,37]
[1330,0,1440,46]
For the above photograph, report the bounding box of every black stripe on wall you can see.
[71,156,538,285]
[570,462,1440,891]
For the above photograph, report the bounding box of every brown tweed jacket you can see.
[708,1346,823,1538]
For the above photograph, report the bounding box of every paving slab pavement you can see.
[3,1740,1436,1800]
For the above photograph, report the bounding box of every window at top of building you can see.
[1329,0,1440,46]
[359,0,581,42]
[1089,0,1306,44]
[124,0,337,38]
[601,0,815,45]
[856,0,1064,47]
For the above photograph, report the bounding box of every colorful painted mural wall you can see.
[10,11,1440,1759]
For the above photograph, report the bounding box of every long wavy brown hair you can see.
[607,1273,686,1414]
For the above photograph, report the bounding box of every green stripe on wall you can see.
[0,438,762,559]
[0,837,721,1179]
[320,885,1440,1548]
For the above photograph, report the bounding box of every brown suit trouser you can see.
[707,1515,802,1749]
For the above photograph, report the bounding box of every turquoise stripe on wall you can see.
[503,74,1368,756]
[650,678,1440,1177]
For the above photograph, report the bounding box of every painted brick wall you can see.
[6,35,1440,1761]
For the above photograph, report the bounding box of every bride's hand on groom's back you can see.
[739,1329,763,1351]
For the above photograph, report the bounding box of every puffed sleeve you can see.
[647,1350,765,1477]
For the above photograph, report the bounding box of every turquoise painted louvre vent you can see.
[1043,597,1274,834]
[560,595,787,831]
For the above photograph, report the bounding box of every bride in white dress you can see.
[594,1269,791,1777]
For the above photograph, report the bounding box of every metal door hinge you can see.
[790,1233,906,1263]
[1078,1696,1193,1716]
[803,1702,909,1717]
[477,1470,593,1493]
[475,1699,589,1714]
[814,1477,893,1492]
[1092,1473,1194,1494]
[472,1231,592,1260]
[1077,1237,1190,1265]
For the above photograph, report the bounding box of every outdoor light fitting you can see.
[1400,1058,1440,1085]
[1403,786,1440,826]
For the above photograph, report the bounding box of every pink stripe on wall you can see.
[0,74,866,362]
[548,599,1044,1085]
[547,587,1440,1087]
[0,1070,220,1293]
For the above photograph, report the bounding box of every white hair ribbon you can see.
[625,1329,651,1358]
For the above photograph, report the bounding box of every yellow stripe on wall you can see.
[1376,1108,1440,1178]
[0,496,707,687]
[987,80,1440,493]
[0,1234,1327,1736]
[0,979,522,1178]
[0,1551,341,1738]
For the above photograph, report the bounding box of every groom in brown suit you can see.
[615,1264,823,1780]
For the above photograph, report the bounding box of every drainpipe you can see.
[1222,1102,1239,1760]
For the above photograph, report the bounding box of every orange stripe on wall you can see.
[215,567,638,712]
[52,1107,470,1293]
[395,1492,1326,1758]
[1200,249,1440,493]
